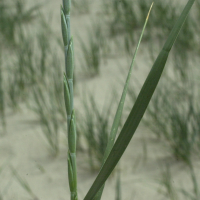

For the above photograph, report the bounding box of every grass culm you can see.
[61,0,196,199]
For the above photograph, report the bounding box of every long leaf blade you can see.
[84,0,195,199]
[93,3,153,200]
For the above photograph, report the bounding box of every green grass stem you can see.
[62,0,78,199]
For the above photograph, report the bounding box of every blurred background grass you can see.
[0,0,200,199]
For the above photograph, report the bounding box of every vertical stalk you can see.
[61,1,78,200]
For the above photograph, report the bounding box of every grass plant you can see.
[0,0,42,112]
[140,67,200,163]
[61,1,78,199]
[6,33,36,109]
[0,0,40,48]
[1,10,68,156]
[29,51,66,156]
[0,0,196,199]
[77,94,114,171]
[1,21,50,110]
[93,6,153,198]
[60,0,196,199]
[79,23,105,76]
[85,0,195,198]
[141,0,198,52]
[32,85,60,156]
[5,18,60,111]
[104,0,200,56]
[108,0,139,37]
[107,0,140,54]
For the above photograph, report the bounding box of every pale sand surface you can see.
[0,1,200,200]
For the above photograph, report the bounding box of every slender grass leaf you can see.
[84,0,195,199]
[93,3,153,199]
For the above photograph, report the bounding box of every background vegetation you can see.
[0,0,199,199]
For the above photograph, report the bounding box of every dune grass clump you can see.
[61,0,195,199]
[2,9,67,156]
[140,66,200,163]
[0,0,40,126]
[79,23,105,76]
[77,95,114,171]
[128,60,200,163]
[30,52,66,156]
[108,0,139,37]
[4,16,61,111]
[0,4,56,112]
[6,30,46,109]
[1,6,67,154]
[139,0,199,53]
[105,0,139,54]
[31,85,60,156]
[104,0,199,56]
[0,0,40,48]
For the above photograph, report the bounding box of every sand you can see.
[0,0,199,200]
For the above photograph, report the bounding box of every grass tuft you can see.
[79,23,105,76]
[77,94,114,171]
